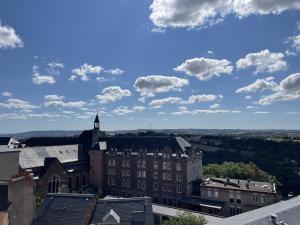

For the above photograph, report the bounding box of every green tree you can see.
[162,212,206,225]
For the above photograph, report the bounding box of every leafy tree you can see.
[162,212,206,225]
[203,162,276,183]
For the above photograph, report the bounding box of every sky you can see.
[0,0,300,133]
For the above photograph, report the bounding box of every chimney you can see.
[270,213,277,224]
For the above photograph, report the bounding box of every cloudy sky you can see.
[1,0,300,133]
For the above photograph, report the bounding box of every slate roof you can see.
[31,194,154,225]
[21,136,78,147]
[18,145,88,169]
[91,197,154,225]
[207,195,300,225]
[201,178,276,194]
[0,137,11,145]
[98,136,191,154]
[31,194,95,225]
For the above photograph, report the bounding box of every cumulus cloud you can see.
[0,98,38,110]
[175,58,233,81]
[186,94,222,104]
[258,73,300,105]
[104,68,124,75]
[172,106,241,115]
[288,34,300,52]
[70,63,103,81]
[236,77,279,93]
[47,61,64,75]
[236,49,287,74]
[149,0,300,29]
[210,103,220,109]
[149,97,182,108]
[134,75,189,100]
[44,95,86,108]
[32,66,56,85]
[0,21,23,49]
[112,106,146,115]
[96,86,132,104]
[2,91,12,97]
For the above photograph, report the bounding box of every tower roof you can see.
[94,114,99,123]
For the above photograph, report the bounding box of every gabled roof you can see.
[102,209,120,224]
[91,197,154,225]
[19,145,88,169]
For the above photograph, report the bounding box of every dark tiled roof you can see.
[31,194,95,225]
[19,145,88,169]
[21,137,78,147]
[91,197,154,225]
[99,136,191,154]
[78,130,93,149]
[0,137,11,145]
[208,195,300,225]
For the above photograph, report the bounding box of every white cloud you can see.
[258,73,300,105]
[0,113,27,120]
[175,58,233,81]
[2,91,12,97]
[288,34,300,52]
[285,112,299,115]
[47,61,64,75]
[112,106,145,115]
[0,98,38,110]
[134,75,189,100]
[96,86,132,104]
[44,95,65,101]
[246,106,257,109]
[172,106,241,115]
[62,110,75,114]
[104,68,124,75]
[207,50,214,55]
[297,21,300,30]
[236,49,287,74]
[187,94,221,104]
[32,66,56,85]
[245,95,252,100]
[149,97,182,108]
[285,50,297,57]
[253,111,270,114]
[44,95,86,109]
[210,103,220,109]
[236,76,279,93]
[149,0,300,29]
[70,63,103,81]
[0,21,23,49]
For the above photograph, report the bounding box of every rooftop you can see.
[208,195,300,225]
[18,145,88,169]
[201,178,276,193]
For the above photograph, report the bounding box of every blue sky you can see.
[0,0,300,133]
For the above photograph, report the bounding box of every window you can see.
[176,174,182,182]
[137,170,146,178]
[253,193,258,203]
[108,159,116,167]
[236,207,242,214]
[163,183,172,192]
[68,177,72,190]
[236,192,241,203]
[122,169,130,177]
[122,160,130,168]
[163,172,172,181]
[82,175,86,185]
[214,189,219,198]
[177,184,182,193]
[176,163,182,171]
[137,180,146,190]
[137,160,146,168]
[48,175,61,193]
[162,162,171,170]
[229,191,234,202]
[108,168,116,176]
[76,175,80,188]
[153,161,158,170]
[260,195,265,204]
[163,153,170,159]
[153,171,158,180]
[122,178,130,188]
[153,182,158,191]
[108,178,116,186]
[230,206,235,216]
[208,189,212,197]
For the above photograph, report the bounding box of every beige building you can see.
[184,177,278,217]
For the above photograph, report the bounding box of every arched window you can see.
[48,175,61,193]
